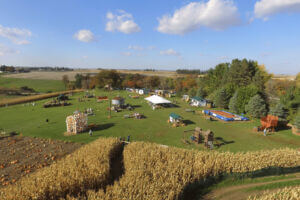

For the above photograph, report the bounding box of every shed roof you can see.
[169,113,182,119]
[191,96,205,101]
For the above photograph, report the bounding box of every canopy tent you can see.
[144,95,171,105]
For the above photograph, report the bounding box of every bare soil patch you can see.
[0,135,82,187]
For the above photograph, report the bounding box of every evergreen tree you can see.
[269,103,288,125]
[229,92,239,113]
[213,87,231,108]
[229,85,259,114]
[196,87,206,98]
[74,74,83,88]
[245,94,267,118]
[188,88,197,97]
[293,112,300,129]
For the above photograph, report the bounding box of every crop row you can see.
[0,89,83,107]
[86,142,300,200]
[0,138,122,200]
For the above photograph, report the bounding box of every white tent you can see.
[144,95,171,105]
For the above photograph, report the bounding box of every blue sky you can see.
[0,0,299,74]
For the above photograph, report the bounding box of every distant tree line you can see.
[0,65,73,73]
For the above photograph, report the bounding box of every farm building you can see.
[145,95,171,110]
[204,110,249,122]
[112,97,125,106]
[190,97,213,108]
[169,113,182,123]
[66,111,88,134]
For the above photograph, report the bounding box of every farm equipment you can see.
[97,96,109,102]
[57,94,69,101]
[124,113,145,119]
[255,115,279,132]
[43,100,70,108]
[111,106,121,112]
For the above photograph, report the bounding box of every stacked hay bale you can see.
[66,111,88,135]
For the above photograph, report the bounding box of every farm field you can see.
[0,135,82,187]
[0,77,65,93]
[2,69,186,80]
[0,90,299,152]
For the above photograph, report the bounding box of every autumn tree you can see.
[95,70,121,88]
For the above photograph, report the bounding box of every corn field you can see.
[1,140,299,200]
[248,186,300,200]
[0,89,83,107]
[86,142,300,200]
[0,137,122,200]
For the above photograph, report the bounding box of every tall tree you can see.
[229,84,259,114]
[74,74,83,89]
[269,102,289,126]
[96,70,121,88]
[245,94,267,118]
[62,75,69,90]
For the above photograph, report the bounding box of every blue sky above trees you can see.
[0,0,299,74]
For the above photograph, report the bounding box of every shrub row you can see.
[0,138,122,200]
[0,89,83,107]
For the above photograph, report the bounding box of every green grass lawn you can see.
[0,89,299,152]
[0,77,65,93]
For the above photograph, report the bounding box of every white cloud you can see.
[0,25,32,45]
[147,46,156,50]
[160,49,181,57]
[73,30,95,43]
[128,45,144,50]
[0,44,19,56]
[255,0,300,19]
[106,10,141,34]
[157,0,241,35]
[128,45,156,51]
[121,52,133,56]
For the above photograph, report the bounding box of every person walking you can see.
[263,128,267,136]
[89,129,93,136]
[127,135,130,142]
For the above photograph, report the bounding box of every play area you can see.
[0,89,299,152]
[204,110,249,122]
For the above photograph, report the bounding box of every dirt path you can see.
[203,174,300,200]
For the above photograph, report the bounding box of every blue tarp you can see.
[204,110,249,121]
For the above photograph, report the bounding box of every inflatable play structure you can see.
[204,110,249,122]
